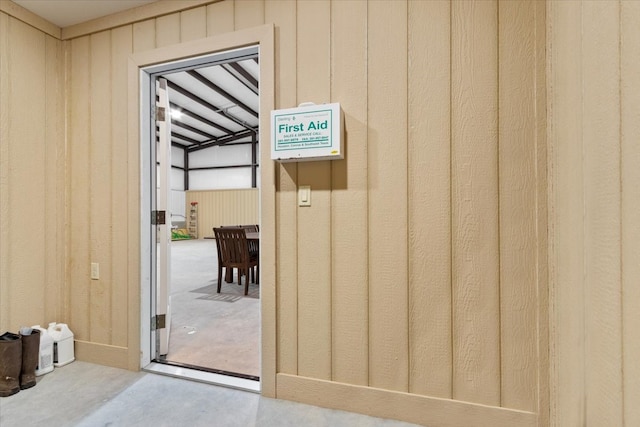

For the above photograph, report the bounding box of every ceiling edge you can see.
[0,0,61,39]
[61,0,221,41]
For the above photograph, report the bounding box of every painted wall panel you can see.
[207,0,234,36]
[110,25,133,348]
[295,0,332,381]
[2,0,556,425]
[0,16,49,330]
[68,35,92,341]
[156,13,181,47]
[583,2,623,425]
[407,0,452,398]
[498,0,538,412]
[133,19,155,52]
[621,2,640,425]
[548,1,585,424]
[7,0,640,424]
[189,167,252,190]
[367,0,409,392]
[264,0,298,376]
[181,6,207,42]
[234,0,264,30]
[0,12,9,331]
[330,0,369,387]
[89,30,113,344]
[189,144,252,168]
[451,0,500,405]
[44,30,66,326]
[548,0,638,425]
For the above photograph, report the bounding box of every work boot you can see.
[20,328,40,389]
[0,332,22,397]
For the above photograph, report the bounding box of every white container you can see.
[31,325,54,376]
[47,322,75,367]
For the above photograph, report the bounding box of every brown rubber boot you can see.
[0,332,22,397]
[20,329,40,389]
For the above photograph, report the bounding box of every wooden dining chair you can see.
[213,227,258,296]
[239,225,259,284]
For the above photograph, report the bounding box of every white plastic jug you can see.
[47,322,75,367]
[31,325,54,375]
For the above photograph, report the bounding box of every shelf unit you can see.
[188,202,198,238]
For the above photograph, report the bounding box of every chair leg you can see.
[243,269,249,296]
[217,267,222,293]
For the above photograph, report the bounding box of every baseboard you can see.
[276,374,537,427]
[74,340,130,370]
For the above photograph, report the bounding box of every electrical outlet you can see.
[91,262,99,280]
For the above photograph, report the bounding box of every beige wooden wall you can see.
[271,0,546,425]
[3,0,547,426]
[548,1,640,426]
[186,189,259,239]
[0,10,65,333]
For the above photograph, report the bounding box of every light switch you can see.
[298,185,311,207]
[91,262,100,280]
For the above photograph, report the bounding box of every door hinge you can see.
[152,210,166,225]
[156,106,166,122]
[152,314,166,330]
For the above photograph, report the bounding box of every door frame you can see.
[127,24,276,395]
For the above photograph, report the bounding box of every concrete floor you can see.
[167,239,260,376]
[0,361,422,427]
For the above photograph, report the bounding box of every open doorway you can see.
[143,46,261,390]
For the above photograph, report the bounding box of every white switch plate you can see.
[298,185,311,207]
[91,262,99,280]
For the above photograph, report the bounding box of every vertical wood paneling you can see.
[207,0,234,36]
[69,36,92,340]
[330,0,368,386]
[451,0,500,405]
[296,0,332,380]
[44,33,65,325]
[368,0,408,392]
[621,2,640,425]
[265,0,298,375]
[2,18,44,328]
[111,25,133,348]
[407,0,452,398]
[548,2,585,425]
[234,0,264,30]
[583,2,623,425]
[1,13,65,332]
[498,0,537,411]
[133,19,155,52]
[181,6,207,42]
[0,1,561,421]
[156,13,181,47]
[0,12,10,329]
[89,30,112,343]
[534,2,549,424]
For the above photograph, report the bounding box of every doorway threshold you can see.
[143,362,260,393]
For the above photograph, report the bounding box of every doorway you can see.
[141,46,261,391]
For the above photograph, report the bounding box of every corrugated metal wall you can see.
[186,189,259,239]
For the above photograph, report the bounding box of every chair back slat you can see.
[214,227,250,267]
[213,226,259,295]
